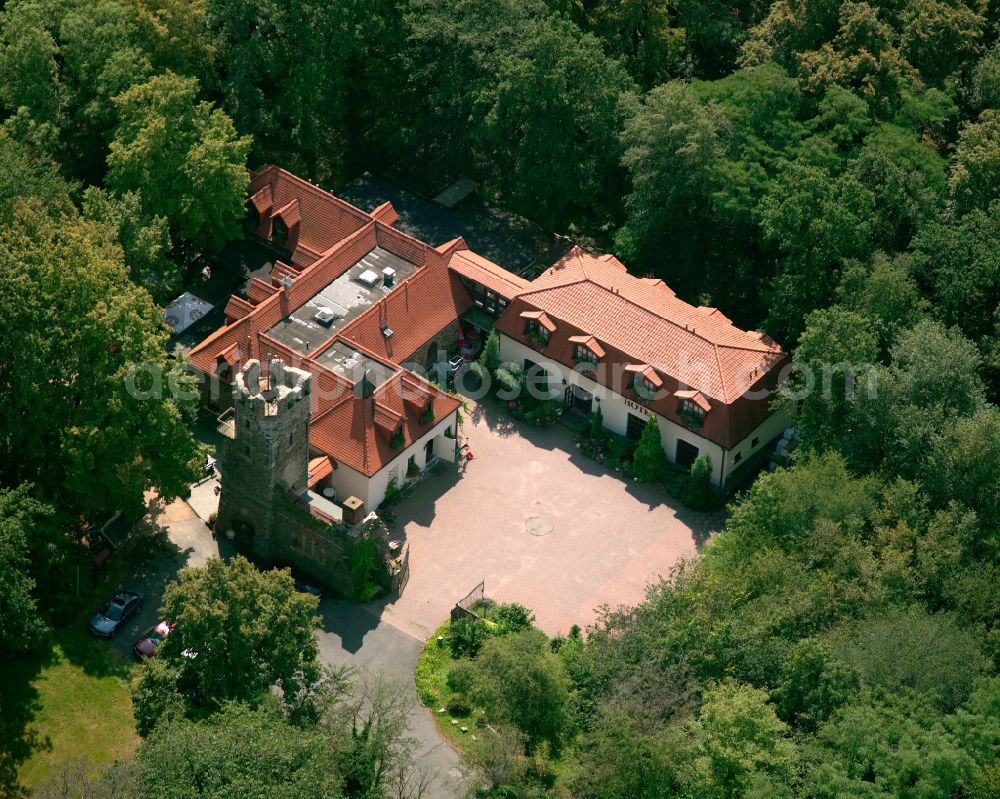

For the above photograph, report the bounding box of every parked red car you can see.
[133,620,176,659]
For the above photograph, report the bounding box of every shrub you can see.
[682,454,721,510]
[480,329,502,374]
[448,616,491,658]
[632,417,667,481]
[447,659,475,694]
[494,364,523,397]
[447,693,472,717]
[590,405,604,438]
[464,360,486,391]
[384,477,400,505]
[489,602,536,636]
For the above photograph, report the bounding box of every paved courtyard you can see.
[369,400,717,639]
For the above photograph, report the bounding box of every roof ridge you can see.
[258,165,370,226]
[713,345,729,404]
[529,279,729,349]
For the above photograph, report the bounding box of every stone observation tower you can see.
[216,359,312,553]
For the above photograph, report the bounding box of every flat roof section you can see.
[314,340,396,389]
[265,247,417,355]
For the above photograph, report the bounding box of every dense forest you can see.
[0,0,998,797]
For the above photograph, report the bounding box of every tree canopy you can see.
[151,557,322,714]
[107,72,250,252]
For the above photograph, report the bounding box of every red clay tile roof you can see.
[308,367,461,477]
[195,167,784,457]
[449,249,530,298]
[338,253,472,365]
[224,295,254,322]
[567,334,606,358]
[676,389,711,412]
[249,185,272,215]
[191,166,466,477]
[274,198,301,229]
[307,455,335,487]
[519,309,556,333]
[500,246,783,404]
[371,201,399,226]
[248,166,371,268]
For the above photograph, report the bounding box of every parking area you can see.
[103,495,221,660]
[368,399,715,640]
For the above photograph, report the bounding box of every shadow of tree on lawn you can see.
[0,644,55,799]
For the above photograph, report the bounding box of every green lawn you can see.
[414,617,581,789]
[414,620,487,751]
[12,626,138,789]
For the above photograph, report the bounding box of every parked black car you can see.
[88,589,144,638]
[289,567,323,598]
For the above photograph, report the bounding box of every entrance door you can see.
[676,439,699,469]
[626,413,646,441]
[424,437,434,463]
[570,385,592,412]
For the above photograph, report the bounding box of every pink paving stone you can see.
[370,402,715,639]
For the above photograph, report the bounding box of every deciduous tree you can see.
[157,557,321,709]
[0,202,202,522]
[107,71,251,253]
[469,629,571,753]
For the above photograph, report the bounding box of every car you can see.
[88,589,144,638]
[289,567,323,598]
[263,563,323,597]
[133,620,176,659]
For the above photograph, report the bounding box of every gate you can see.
[450,580,485,621]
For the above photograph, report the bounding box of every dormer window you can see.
[675,390,710,429]
[420,400,435,424]
[524,320,549,348]
[625,364,662,404]
[679,398,705,421]
[272,217,288,247]
[634,375,657,400]
[573,344,597,365]
[519,310,555,349]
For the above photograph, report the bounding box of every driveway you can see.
[106,495,220,660]
[110,493,465,797]
[368,399,714,640]
[316,602,465,798]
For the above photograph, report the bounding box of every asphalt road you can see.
[316,599,466,798]
[96,497,464,798]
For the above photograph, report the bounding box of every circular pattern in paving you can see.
[525,514,554,537]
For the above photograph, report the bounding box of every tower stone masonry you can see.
[216,359,312,557]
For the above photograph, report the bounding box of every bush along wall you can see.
[575,411,723,510]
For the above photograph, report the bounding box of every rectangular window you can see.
[524,320,549,345]
[751,436,760,448]
[676,440,700,469]
[734,451,743,463]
